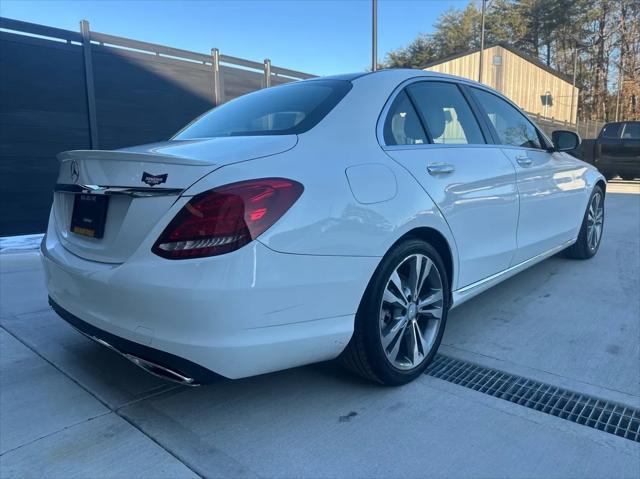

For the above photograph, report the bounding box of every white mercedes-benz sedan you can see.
[42,70,605,386]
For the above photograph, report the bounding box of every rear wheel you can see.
[620,173,636,181]
[602,171,616,181]
[565,185,604,259]
[341,239,450,385]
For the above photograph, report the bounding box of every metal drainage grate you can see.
[425,355,640,443]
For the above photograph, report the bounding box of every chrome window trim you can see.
[497,144,554,154]
[376,76,496,150]
[382,143,500,152]
[376,75,553,151]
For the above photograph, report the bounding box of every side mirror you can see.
[552,130,581,152]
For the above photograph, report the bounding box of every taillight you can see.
[152,178,303,259]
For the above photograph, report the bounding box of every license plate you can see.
[70,194,109,238]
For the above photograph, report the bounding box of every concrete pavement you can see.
[1,190,638,478]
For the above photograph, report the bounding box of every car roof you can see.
[309,73,371,81]
[307,69,471,84]
[608,120,639,125]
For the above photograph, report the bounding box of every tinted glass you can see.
[383,90,428,145]
[600,123,621,139]
[472,88,543,149]
[174,80,351,139]
[408,82,485,144]
[622,122,640,139]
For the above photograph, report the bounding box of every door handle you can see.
[427,163,455,175]
[516,155,533,166]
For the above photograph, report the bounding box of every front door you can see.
[381,80,519,288]
[470,87,588,264]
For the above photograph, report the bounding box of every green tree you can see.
[382,0,639,122]
[384,3,482,68]
[384,34,438,69]
[431,4,482,56]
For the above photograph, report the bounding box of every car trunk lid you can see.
[53,136,297,263]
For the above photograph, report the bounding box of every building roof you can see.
[422,42,574,85]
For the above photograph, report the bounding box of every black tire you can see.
[564,185,605,259]
[620,173,636,181]
[341,238,450,385]
[601,171,615,181]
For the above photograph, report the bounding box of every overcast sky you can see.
[1,0,467,75]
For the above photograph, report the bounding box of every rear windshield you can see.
[599,123,621,139]
[174,80,352,139]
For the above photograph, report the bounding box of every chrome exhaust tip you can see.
[86,335,200,387]
[123,353,200,387]
[49,298,208,387]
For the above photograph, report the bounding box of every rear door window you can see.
[407,82,485,145]
[383,90,428,146]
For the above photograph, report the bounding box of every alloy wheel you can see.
[379,254,444,370]
[587,192,604,251]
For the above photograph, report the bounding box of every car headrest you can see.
[422,104,446,140]
[390,114,407,144]
[404,113,426,141]
[271,112,298,130]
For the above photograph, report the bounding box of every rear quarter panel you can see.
[185,139,457,260]
[182,73,461,288]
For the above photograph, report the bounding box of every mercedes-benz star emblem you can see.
[70,160,79,183]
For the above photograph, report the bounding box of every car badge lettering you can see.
[141,172,168,187]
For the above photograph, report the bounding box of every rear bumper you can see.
[41,226,379,379]
[49,297,218,384]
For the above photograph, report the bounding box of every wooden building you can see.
[424,43,578,124]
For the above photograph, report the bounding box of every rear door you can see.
[381,79,519,288]
[469,87,587,264]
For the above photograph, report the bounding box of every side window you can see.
[621,123,640,139]
[383,90,428,146]
[600,123,621,139]
[407,82,485,145]
[472,88,544,149]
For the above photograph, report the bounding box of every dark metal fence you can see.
[0,17,315,236]
[0,16,608,236]
[529,112,605,163]
[529,112,604,143]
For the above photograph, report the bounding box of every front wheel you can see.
[341,239,450,385]
[565,185,605,259]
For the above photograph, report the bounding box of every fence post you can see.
[263,59,271,88]
[80,19,99,149]
[211,48,221,106]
